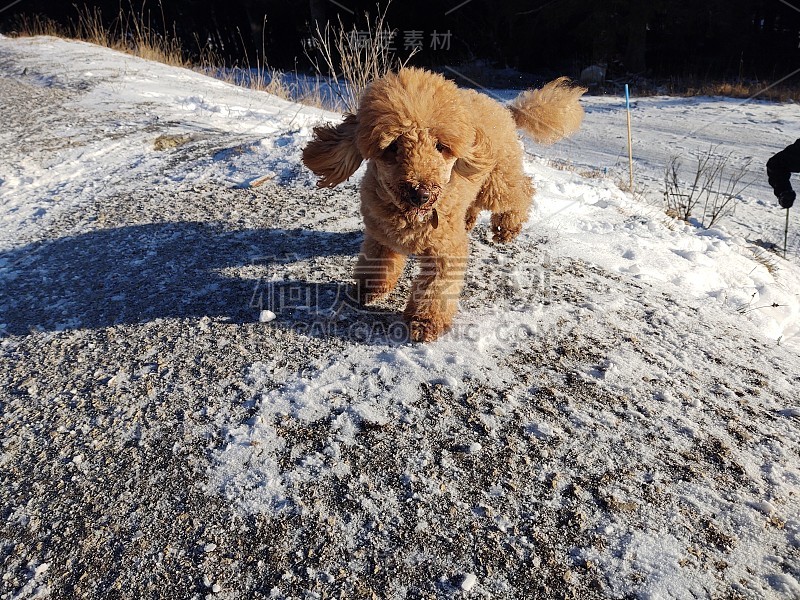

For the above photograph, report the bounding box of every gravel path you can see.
[3,177,799,599]
[0,172,596,598]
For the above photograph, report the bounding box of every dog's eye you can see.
[436,141,449,154]
[386,141,398,154]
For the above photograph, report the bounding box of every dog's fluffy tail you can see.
[509,77,586,145]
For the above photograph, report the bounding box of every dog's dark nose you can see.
[411,185,433,206]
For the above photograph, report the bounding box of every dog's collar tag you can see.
[430,208,439,229]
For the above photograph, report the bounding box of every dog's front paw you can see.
[408,315,447,342]
[353,283,390,305]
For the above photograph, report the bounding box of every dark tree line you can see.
[3,1,799,80]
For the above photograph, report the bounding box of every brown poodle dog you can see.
[302,68,585,342]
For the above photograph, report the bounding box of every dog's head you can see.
[302,68,492,221]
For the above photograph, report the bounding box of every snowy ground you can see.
[1,35,800,599]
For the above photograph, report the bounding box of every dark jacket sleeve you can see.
[767,139,800,197]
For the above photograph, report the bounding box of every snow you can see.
[2,35,800,598]
[460,572,477,591]
[539,92,800,253]
[0,35,327,248]
[259,309,277,323]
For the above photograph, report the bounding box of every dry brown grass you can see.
[7,7,352,110]
[206,66,327,108]
[630,78,800,103]
[6,6,333,107]
[748,247,781,276]
[77,5,188,67]
[9,5,188,67]
[7,14,64,37]
[545,158,609,180]
[679,81,799,103]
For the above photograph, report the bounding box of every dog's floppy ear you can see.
[302,114,363,188]
[453,128,495,180]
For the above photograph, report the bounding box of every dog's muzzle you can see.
[402,183,440,228]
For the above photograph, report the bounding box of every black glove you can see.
[778,190,796,209]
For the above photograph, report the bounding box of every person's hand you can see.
[779,190,796,209]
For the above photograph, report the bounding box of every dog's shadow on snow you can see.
[0,222,405,340]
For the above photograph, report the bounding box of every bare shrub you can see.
[306,3,417,113]
[664,147,754,228]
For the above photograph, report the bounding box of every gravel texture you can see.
[3,177,799,598]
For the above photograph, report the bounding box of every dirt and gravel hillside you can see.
[1,36,799,600]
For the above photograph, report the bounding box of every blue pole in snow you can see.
[625,84,634,190]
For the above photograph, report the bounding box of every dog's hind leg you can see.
[404,242,468,342]
[490,208,528,243]
[479,168,535,243]
[354,235,407,304]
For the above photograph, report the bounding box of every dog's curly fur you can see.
[303,68,585,342]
